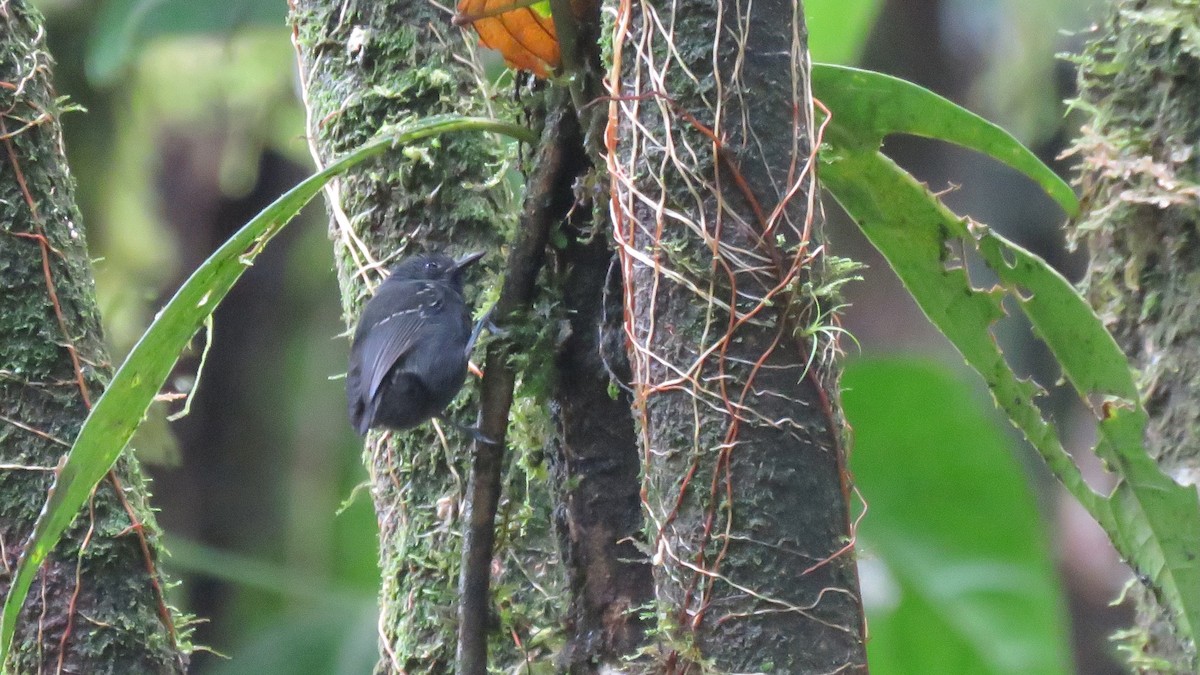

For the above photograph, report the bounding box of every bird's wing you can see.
[356,281,448,402]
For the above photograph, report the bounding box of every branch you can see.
[456,102,582,675]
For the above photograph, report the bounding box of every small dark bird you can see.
[347,251,485,436]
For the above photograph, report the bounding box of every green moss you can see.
[290,1,565,670]
[1,2,183,671]
[1070,0,1200,669]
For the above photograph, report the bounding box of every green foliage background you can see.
[14,0,1137,672]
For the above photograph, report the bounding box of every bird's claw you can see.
[467,427,499,446]
[438,415,499,445]
[465,305,509,356]
[480,306,508,338]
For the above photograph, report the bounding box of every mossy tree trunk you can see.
[609,0,869,671]
[289,2,571,672]
[1072,0,1200,670]
[0,2,184,673]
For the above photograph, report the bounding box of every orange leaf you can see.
[455,0,560,78]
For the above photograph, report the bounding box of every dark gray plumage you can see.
[346,251,484,435]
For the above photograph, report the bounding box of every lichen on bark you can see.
[1071,0,1200,670]
[0,2,183,672]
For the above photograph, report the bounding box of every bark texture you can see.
[549,6,655,671]
[609,0,868,671]
[552,225,654,672]
[289,2,562,671]
[1072,0,1200,670]
[0,2,183,672]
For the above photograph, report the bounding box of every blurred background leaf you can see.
[166,537,378,675]
[87,0,285,85]
[805,0,885,64]
[844,358,1072,674]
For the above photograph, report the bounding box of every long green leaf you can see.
[976,231,1200,649]
[0,115,535,667]
[815,65,1200,649]
[822,149,1098,510]
[812,63,1078,217]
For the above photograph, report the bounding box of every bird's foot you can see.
[466,426,499,446]
[438,415,499,445]
[465,305,509,357]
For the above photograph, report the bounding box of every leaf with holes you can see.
[0,115,535,666]
[814,63,1200,651]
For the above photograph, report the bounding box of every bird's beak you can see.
[454,251,485,270]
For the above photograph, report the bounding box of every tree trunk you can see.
[609,0,868,672]
[551,224,655,672]
[0,2,184,672]
[289,2,563,671]
[1072,0,1200,670]
[548,6,655,672]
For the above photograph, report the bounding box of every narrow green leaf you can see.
[844,358,1072,675]
[163,537,373,607]
[206,606,379,675]
[821,150,1095,506]
[822,146,1200,653]
[811,64,1079,217]
[0,115,534,667]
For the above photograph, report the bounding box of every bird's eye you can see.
[424,261,438,273]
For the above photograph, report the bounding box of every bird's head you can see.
[387,251,485,289]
